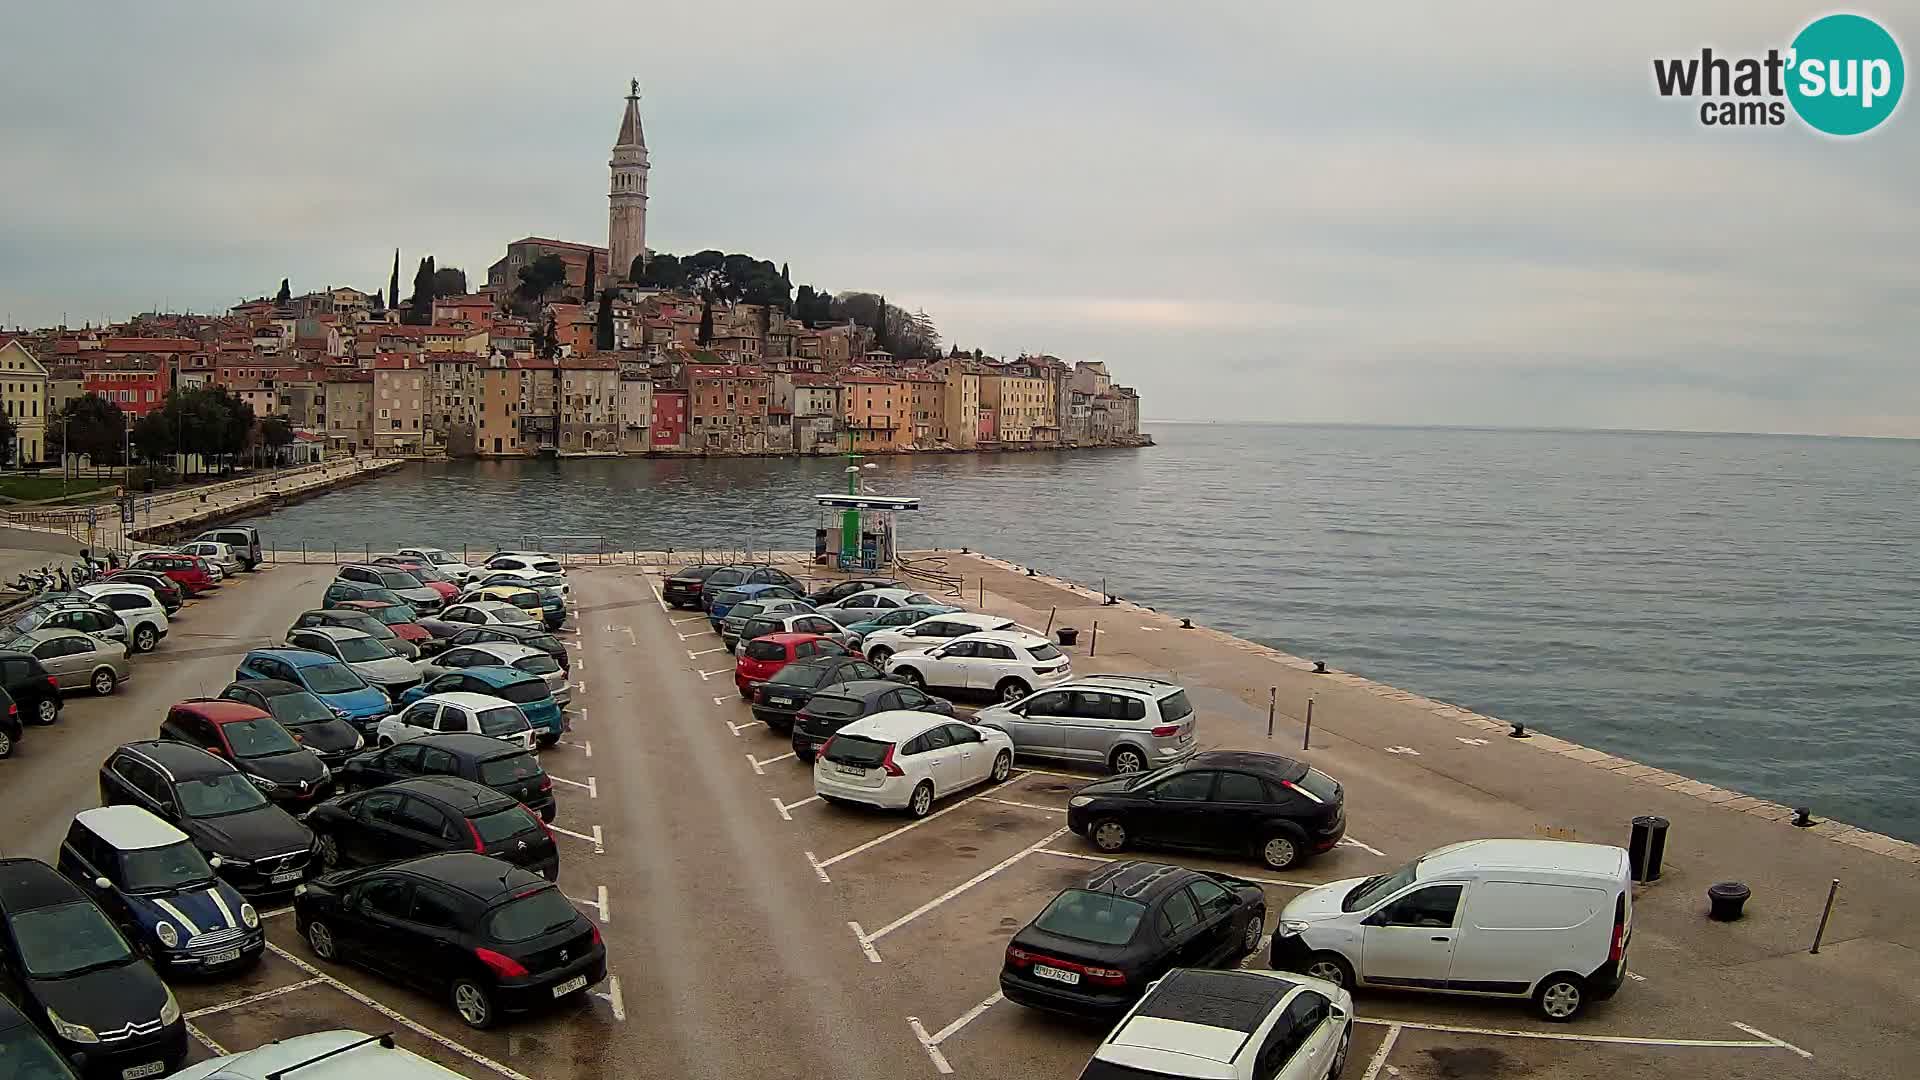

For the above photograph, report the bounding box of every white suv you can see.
[78,582,169,653]
[173,1030,473,1080]
[860,611,1037,666]
[1081,968,1353,1080]
[395,546,479,583]
[974,675,1197,774]
[881,629,1072,703]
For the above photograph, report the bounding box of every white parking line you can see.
[185,977,327,1019]
[728,720,759,737]
[558,738,593,757]
[549,822,605,853]
[1729,1022,1814,1059]
[185,1022,227,1056]
[1034,848,1317,888]
[591,975,626,1021]
[1354,1016,1814,1056]
[746,750,796,774]
[812,785,1008,872]
[848,921,884,963]
[909,990,1005,1074]
[713,696,728,706]
[772,794,821,821]
[566,885,611,923]
[650,586,669,612]
[861,826,1070,955]
[550,774,598,798]
[1359,1022,1400,1080]
[698,668,733,680]
[670,615,704,625]
[687,647,727,658]
[259,904,294,920]
[1339,836,1388,858]
[980,797,1064,813]
[805,850,832,882]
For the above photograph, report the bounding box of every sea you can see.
[238,423,1920,843]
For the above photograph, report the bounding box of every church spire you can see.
[615,78,645,148]
[609,78,651,283]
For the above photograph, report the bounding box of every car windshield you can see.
[176,772,269,817]
[335,636,392,663]
[492,606,536,626]
[531,574,564,587]
[377,571,425,590]
[742,620,781,641]
[266,691,335,726]
[478,705,532,734]
[222,718,301,758]
[484,888,578,943]
[10,902,132,979]
[1159,691,1193,723]
[372,605,417,624]
[473,806,540,845]
[1124,764,1177,790]
[419,550,453,564]
[494,680,549,706]
[515,655,561,676]
[120,840,216,893]
[905,593,935,606]
[343,617,396,640]
[0,1021,79,1079]
[1027,642,1064,661]
[1033,889,1147,945]
[728,601,769,623]
[715,590,748,607]
[672,565,715,579]
[478,753,542,787]
[524,634,561,653]
[1344,860,1421,912]
[744,640,786,661]
[803,695,865,719]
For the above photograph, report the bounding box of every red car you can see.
[333,599,437,649]
[159,699,331,805]
[128,551,214,596]
[734,633,848,698]
[373,556,460,601]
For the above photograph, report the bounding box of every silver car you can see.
[334,563,446,616]
[286,626,423,702]
[178,540,244,578]
[973,675,1198,774]
[420,641,570,706]
[720,597,817,648]
[12,627,130,696]
[6,600,128,649]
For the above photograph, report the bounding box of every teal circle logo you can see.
[1787,14,1905,135]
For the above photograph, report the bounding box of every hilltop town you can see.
[0,83,1147,466]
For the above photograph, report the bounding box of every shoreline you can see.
[428,435,1157,462]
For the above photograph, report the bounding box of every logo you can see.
[560,948,569,961]
[1653,13,1904,134]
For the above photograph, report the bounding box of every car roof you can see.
[755,632,824,645]
[0,858,87,912]
[417,691,518,711]
[387,776,511,811]
[465,642,544,661]
[447,666,541,687]
[169,1029,471,1080]
[391,852,548,900]
[229,678,307,697]
[954,629,1051,648]
[834,708,956,741]
[116,738,234,779]
[76,805,190,851]
[332,599,391,611]
[173,699,274,724]
[1109,970,1300,1066]
[1416,839,1629,879]
[291,626,375,642]
[1079,860,1206,902]
[467,600,530,612]
[13,628,91,646]
[81,582,154,597]
[413,733,530,758]
[250,647,339,668]
[807,679,899,704]
[1071,675,1185,698]
[839,587,925,602]
[917,612,1011,630]
[725,583,790,596]
[1187,750,1307,781]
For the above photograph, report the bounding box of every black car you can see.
[697,565,805,612]
[444,624,569,673]
[103,571,183,614]
[1000,860,1266,1018]
[294,853,604,1029]
[159,700,332,807]
[0,685,21,760]
[1065,751,1346,872]
[0,859,187,1078]
[289,608,420,661]
[660,564,724,609]
[97,741,318,896]
[217,679,366,767]
[0,651,63,727]
[790,678,957,761]
[806,577,901,605]
[338,734,556,822]
[749,655,889,731]
[306,776,558,880]
[0,992,80,1080]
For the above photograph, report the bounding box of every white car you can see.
[374,692,535,751]
[858,611,1036,665]
[1084,968,1353,1080]
[178,540,244,578]
[438,599,540,628]
[484,551,567,576]
[813,710,1014,817]
[78,582,169,653]
[394,546,480,584]
[286,626,423,700]
[422,641,569,706]
[813,587,945,626]
[881,630,1072,703]
[172,1029,474,1080]
[473,567,570,600]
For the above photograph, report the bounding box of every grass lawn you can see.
[0,474,118,501]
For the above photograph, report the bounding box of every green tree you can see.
[0,408,16,467]
[538,313,561,360]
[407,256,437,323]
[260,416,295,464]
[388,249,401,310]
[50,394,127,467]
[275,279,291,305]
[595,290,615,351]
[429,266,467,297]
[582,256,596,306]
[515,255,568,303]
[793,285,816,326]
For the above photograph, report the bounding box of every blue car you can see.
[841,603,968,640]
[57,806,265,974]
[399,665,566,746]
[235,648,392,729]
[708,583,806,632]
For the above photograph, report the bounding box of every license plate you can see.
[1032,964,1080,985]
[271,870,303,884]
[204,947,243,965]
[552,975,588,998]
[770,696,796,707]
[834,764,865,777]
[123,1064,165,1080]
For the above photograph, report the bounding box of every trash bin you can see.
[1056,627,1079,647]
[1628,815,1670,882]
[1707,881,1751,921]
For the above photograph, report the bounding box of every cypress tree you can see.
[275,279,291,305]
[389,249,401,310]
[595,290,615,351]
[582,255,597,306]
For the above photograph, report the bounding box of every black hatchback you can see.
[750,655,888,731]
[294,853,605,1029]
[790,678,956,762]
[306,776,558,880]
[1065,750,1346,871]
[338,734,556,821]
[0,858,187,1079]
[660,564,724,609]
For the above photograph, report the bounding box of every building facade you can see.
[558,355,621,452]
[618,373,652,453]
[0,340,48,463]
[372,355,426,452]
[650,389,688,450]
[683,365,770,452]
[842,375,910,452]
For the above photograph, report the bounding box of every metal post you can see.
[1303,697,1314,750]
[1267,687,1276,739]
[1090,620,1099,657]
[1044,606,1056,635]
[1810,879,1840,954]
[978,578,984,608]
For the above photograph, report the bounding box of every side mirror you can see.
[1361,911,1388,927]
[208,856,223,869]
[92,876,111,890]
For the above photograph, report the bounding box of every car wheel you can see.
[1109,745,1147,774]
[34,699,56,725]
[0,729,12,758]
[1241,909,1266,956]
[908,781,935,818]
[1534,973,1586,1021]
[990,750,1012,783]
[450,977,496,1030]
[866,646,893,665]
[1302,952,1354,989]
[896,667,925,689]
[1090,818,1128,853]
[91,669,117,696]
[1260,830,1304,870]
[316,834,341,870]
[996,678,1031,704]
[305,919,338,961]
[1328,1025,1353,1078]
[134,626,157,652]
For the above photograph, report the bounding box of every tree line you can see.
[41,389,294,475]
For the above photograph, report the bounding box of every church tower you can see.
[609,79,650,284]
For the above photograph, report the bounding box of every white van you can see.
[1267,838,1632,1021]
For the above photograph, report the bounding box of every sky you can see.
[1,3,1915,436]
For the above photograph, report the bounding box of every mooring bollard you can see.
[1509,721,1531,738]
[1810,878,1839,953]
[1312,660,1327,674]
[1793,807,1816,828]
[1180,617,1193,629]
[1708,881,1752,921]
[1057,627,1078,647]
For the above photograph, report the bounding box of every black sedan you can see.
[750,655,888,731]
[295,853,605,1029]
[443,623,570,673]
[1065,751,1346,871]
[661,564,725,609]
[1000,860,1266,1018]
[338,734,556,821]
[790,679,956,761]
[806,577,901,605]
[0,858,187,1078]
[306,776,558,880]
[217,679,365,767]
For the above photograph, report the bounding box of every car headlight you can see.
[240,903,260,929]
[45,1006,98,1044]
[159,987,180,1026]
[155,920,179,948]
[353,733,364,750]
[319,763,332,779]
[1281,920,1313,935]
[219,854,251,869]
[1069,796,1094,808]
[249,775,279,792]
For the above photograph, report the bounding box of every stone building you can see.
[608,80,651,283]
[558,355,621,452]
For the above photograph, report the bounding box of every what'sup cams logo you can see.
[1653,13,1904,135]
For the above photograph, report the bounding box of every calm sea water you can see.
[240,425,1920,841]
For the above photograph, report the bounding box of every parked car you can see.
[1002,861,1269,1018]
[102,570,183,614]
[376,691,537,752]
[748,655,888,731]
[814,712,1013,818]
[306,777,558,881]
[0,686,21,759]
[335,565,444,615]
[75,583,168,653]
[5,601,127,651]
[373,555,462,595]
[1067,751,1346,872]
[56,805,264,974]
[169,1029,472,1080]
[160,699,332,807]
[975,675,1198,775]
[234,648,393,730]
[698,565,805,612]
[0,650,64,725]
[394,546,480,584]
[397,669,560,746]
[839,602,967,640]
[128,550,214,595]
[294,853,603,1028]
[719,597,817,649]
[438,599,540,629]
[791,679,954,762]
[734,632,849,699]
[0,858,187,1078]
[98,741,317,896]
[882,629,1072,703]
[858,612,1037,666]
[1076,968,1353,1080]
[733,612,857,656]
[421,642,567,707]
[285,627,423,701]
[322,580,412,613]
[443,623,569,673]
[217,680,364,767]
[806,577,901,606]
[661,564,725,608]
[1270,839,1633,1021]
[706,583,805,631]
[194,526,263,570]
[474,568,569,602]
[812,587,946,627]
[337,733,554,821]
[11,629,128,697]
[290,607,419,661]
[0,993,79,1080]
[178,540,245,579]
[329,599,439,656]
[483,551,567,576]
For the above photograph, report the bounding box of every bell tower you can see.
[609,79,650,283]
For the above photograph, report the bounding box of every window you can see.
[1159,887,1199,937]
[358,790,404,825]
[356,877,412,918]
[1150,770,1215,802]
[1214,772,1269,804]
[1380,885,1464,928]
[394,796,454,839]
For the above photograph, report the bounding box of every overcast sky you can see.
[2,3,1914,436]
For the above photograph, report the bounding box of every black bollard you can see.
[1508,721,1531,738]
[1628,816,1670,882]
[1313,660,1327,674]
[1180,617,1193,629]
[1707,881,1751,921]
[1793,807,1816,828]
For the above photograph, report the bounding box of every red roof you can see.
[102,337,198,353]
[559,355,618,370]
[686,365,769,380]
[372,355,418,370]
